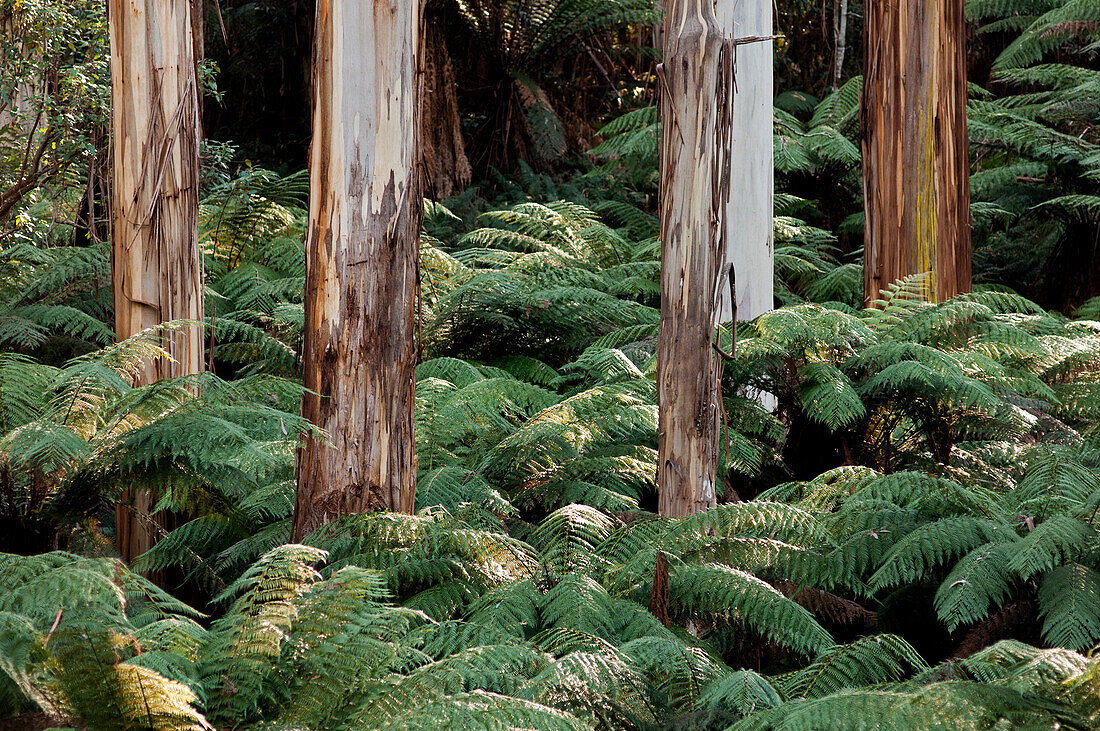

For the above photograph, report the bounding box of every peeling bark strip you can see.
[109,0,204,563]
[657,0,733,518]
[293,0,422,539]
[862,0,971,305]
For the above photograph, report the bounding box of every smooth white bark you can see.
[832,0,849,91]
[715,0,774,324]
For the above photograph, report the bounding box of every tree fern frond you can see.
[1038,563,1100,651]
[671,564,834,656]
[868,517,1013,592]
[935,542,1016,632]
[779,634,928,699]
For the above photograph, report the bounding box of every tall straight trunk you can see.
[0,11,56,225]
[0,10,34,136]
[657,0,733,517]
[831,0,848,91]
[109,0,204,563]
[293,0,422,539]
[715,0,774,324]
[862,0,971,305]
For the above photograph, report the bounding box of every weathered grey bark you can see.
[715,0,774,324]
[862,0,971,304]
[109,0,204,563]
[294,0,422,539]
[657,0,733,517]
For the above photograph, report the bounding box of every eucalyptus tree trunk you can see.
[657,0,733,518]
[109,0,204,563]
[0,10,33,136]
[831,0,848,91]
[862,0,971,304]
[293,0,422,539]
[0,10,56,225]
[715,0,774,324]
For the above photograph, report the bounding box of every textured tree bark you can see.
[862,0,971,305]
[715,0,774,324]
[293,0,422,539]
[419,5,470,200]
[109,0,204,563]
[657,0,733,517]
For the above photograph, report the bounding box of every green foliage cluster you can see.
[449,0,660,169]
[0,0,109,226]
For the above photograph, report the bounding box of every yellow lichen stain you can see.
[913,100,937,303]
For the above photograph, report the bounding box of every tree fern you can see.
[200,544,326,721]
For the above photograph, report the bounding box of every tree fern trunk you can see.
[420,5,470,200]
[109,0,204,564]
[657,0,732,517]
[862,0,971,305]
[294,0,422,539]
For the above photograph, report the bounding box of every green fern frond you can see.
[1038,563,1100,651]
[779,634,928,699]
[868,517,1013,592]
[671,564,834,656]
[353,688,591,731]
[935,542,1016,632]
[697,669,783,716]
